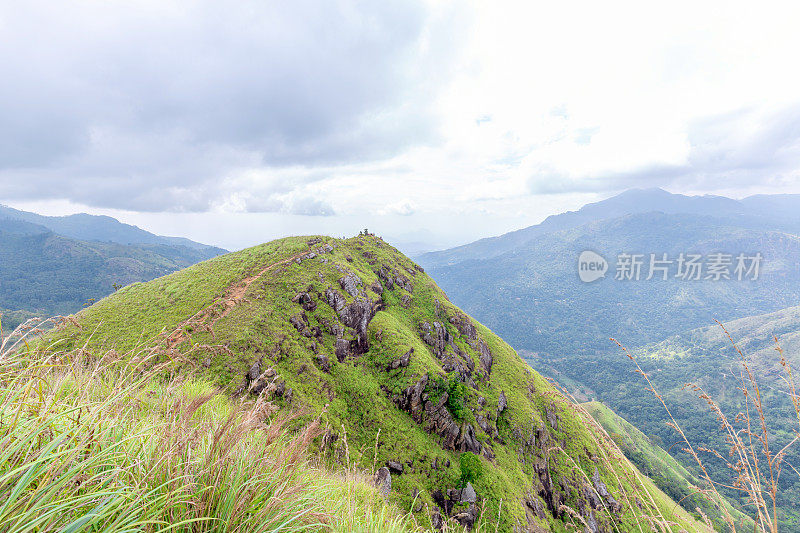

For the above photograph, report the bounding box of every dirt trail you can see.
[165,251,308,347]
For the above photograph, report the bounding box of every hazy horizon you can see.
[4,1,800,251]
[3,186,796,253]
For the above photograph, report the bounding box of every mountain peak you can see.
[419,188,759,267]
[0,204,224,252]
[48,234,703,531]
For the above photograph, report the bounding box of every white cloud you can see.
[379,199,416,216]
[4,0,800,247]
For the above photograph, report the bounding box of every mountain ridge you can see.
[419,188,800,268]
[0,211,225,322]
[0,204,225,253]
[46,234,708,532]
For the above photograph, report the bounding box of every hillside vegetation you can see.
[623,310,800,530]
[0,328,419,532]
[583,402,754,531]
[529,307,800,531]
[44,234,706,531]
[0,217,223,317]
[418,188,800,531]
[423,211,800,359]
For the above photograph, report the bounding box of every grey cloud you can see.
[0,0,458,212]
[528,103,800,195]
[288,197,336,217]
[242,196,284,214]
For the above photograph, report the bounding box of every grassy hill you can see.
[0,329,419,532]
[43,234,706,531]
[540,306,800,531]
[0,204,225,252]
[584,402,754,532]
[0,217,223,318]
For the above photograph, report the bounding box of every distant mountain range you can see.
[418,188,800,529]
[0,205,225,328]
[0,204,222,252]
[418,188,800,353]
[419,188,800,268]
[421,209,800,357]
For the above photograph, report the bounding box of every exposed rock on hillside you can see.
[51,235,707,533]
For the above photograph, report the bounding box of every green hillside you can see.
[0,204,226,253]
[47,234,706,531]
[423,212,800,359]
[418,192,800,531]
[553,307,800,531]
[0,217,223,317]
[584,402,753,532]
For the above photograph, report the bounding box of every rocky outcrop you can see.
[395,375,428,423]
[449,311,477,340]
[525,494,546,519]
[338,273,362,297]
[386,460,404,474]
[376,265,413,293]
[377,266,395,290]
[430,509,444,530]
[478,339,493,376]
[498,391,508,414]
[591,468,620,511]
[335,338,351,362]
[315,353,331,372]
[289,312,308,333]
[373,467,391,497]
[586,510,599,533]
[545,405,559,430]
[395,273,413,292]
[393,374,483,455]
[475,413,498,441]
[453,504,478,529]
[460,482,477,503]
[431,489,453,516]
[388,348,413,370]
[420,321,452,357]
[455,423,482,454]
[291,291,317,311]
[536,459,565,519]
[431,485,480,530]
[324,287,383,359]
[424,392,461,449]
[238,360,284,397]
[325,288,347,313]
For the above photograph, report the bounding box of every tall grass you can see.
[614,320,800,533]
[0,319,419,533]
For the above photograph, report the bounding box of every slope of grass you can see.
[567,308,800,531]
[0,340,420,532]
[42,234,707,531]
[584,401,754,531]
[0,217,224,316]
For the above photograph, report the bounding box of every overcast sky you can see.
[3,0,800,251]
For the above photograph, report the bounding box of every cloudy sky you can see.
[3,0,800,251]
